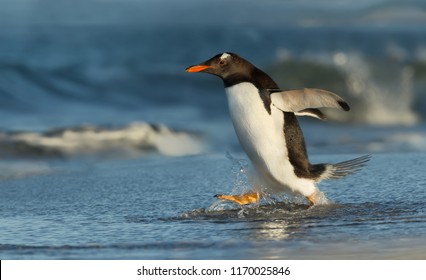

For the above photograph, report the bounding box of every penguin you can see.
[186,52,370,205]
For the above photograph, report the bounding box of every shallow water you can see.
[1,153,425,259]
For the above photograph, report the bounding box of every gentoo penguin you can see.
[186,52,370,205]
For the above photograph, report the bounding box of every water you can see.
[1,0,426,259]
[1,153,425,259]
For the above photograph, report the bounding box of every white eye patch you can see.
[220,53,231,60]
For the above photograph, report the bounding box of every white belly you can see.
[225,82,315,196]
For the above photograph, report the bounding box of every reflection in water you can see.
[250,220,291,240]
[182,200,313,242]
[180,200,425,242]
[163,199,426,259]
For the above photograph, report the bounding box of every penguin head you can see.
[186,52,253,81]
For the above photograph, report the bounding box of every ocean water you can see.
[1,0,426,259]
[1,153,425,259]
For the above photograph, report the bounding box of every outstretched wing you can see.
[270,88,350,113]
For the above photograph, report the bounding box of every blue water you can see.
[1,153,425,259]
[1,0,426,259]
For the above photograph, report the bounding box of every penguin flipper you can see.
[270,88,350,113]
[295,108,327,120]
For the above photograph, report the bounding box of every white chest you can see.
[225,83,286,167]
[224,82,317,196]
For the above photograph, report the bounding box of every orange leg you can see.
[214,192,260,206]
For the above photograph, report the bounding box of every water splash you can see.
[207,153,252,211]
[309,191,332,206]
[223,152,252,194]
[206,153,325,212]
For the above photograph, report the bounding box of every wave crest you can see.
[270,50,425,126]
[0,122,205,159]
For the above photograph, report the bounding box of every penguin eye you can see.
[219,60,226,66]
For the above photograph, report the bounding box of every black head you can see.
[186,52,255,86]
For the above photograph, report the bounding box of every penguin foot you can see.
[214,192,260,205]
[307,191,330,206]
[307,194,317,206]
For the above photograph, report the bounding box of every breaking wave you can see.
[270,49,426,126]
[0,122,205,159]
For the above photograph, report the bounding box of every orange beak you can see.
[185,65,211,73]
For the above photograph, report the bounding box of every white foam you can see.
[334,52,418,125]
[274,50,419,126]
[1,122,205,158]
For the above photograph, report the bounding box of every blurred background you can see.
[1,0,426,161]
[2,1,426,260]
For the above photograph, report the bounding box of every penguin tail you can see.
[318,154,371,181]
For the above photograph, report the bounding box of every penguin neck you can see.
[223,67,278,115]
[222,67,278,89]
[222,73,252,88]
